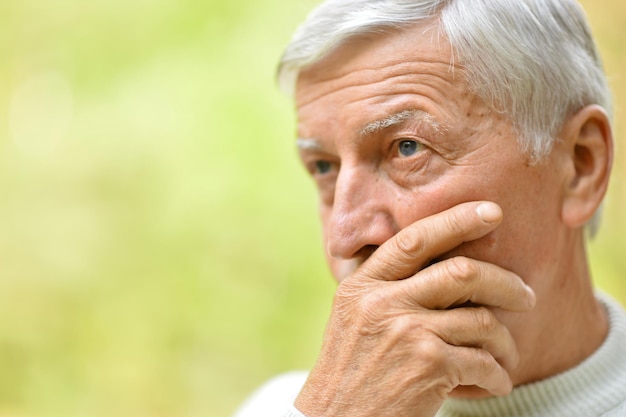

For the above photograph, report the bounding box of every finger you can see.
[403,256,536,312]
[358,201,503,282]
[448,344,513,396]
[420,307,520,371]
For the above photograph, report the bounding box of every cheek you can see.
[388,169,539,258]
[317,158,560,281]
[389,176,490,229]
[445,169,562,273]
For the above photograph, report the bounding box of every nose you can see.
[325,165,398,261]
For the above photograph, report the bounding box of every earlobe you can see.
[561,105,613,229]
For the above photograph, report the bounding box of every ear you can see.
[560,105,613,229]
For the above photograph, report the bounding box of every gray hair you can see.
[278,0,612,158]
[278,0,613,235]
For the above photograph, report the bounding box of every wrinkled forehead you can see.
[293,22,477,135]
[295,18,454,91]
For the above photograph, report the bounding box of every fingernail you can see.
[476,202,502,224]
[526,285,537,308]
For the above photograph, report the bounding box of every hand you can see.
[294,201,536,417]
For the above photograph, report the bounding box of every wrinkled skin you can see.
[293,21,611,417]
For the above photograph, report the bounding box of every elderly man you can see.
[236,0,626,416]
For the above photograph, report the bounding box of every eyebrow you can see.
[296,109,443,151]
[296,137,322,151]
[360,109,441,137]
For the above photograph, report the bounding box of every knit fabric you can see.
[233,371,308,417]
[233,295,626,417]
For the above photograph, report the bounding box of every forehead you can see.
[297,21,455,93]
[294,21,482,138]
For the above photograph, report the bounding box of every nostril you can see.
[354,245,379,262]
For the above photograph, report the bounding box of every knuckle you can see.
[358,290,386,317]
[471,348,495,379]
[477,350,507,389]
[471,307,497,337]
[416,337,448,368]
[393,230,426,260]
[386,314,418,339]
[414,338,455,388]
[444,256,479,285]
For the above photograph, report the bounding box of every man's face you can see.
[295,23,569,288]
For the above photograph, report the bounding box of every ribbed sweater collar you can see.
[438,294,626,417]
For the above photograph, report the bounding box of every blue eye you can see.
[314,160,332,174]
[398,140,420,157]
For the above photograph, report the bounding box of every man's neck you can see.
[450,234,609,399]
[510,235,608,386]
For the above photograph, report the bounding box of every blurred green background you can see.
[0,1,623,416]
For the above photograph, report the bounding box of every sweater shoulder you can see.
[233,371,308,417]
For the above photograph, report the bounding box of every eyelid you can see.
[390,136,427,152]
[310,160,334,175]
[299,151,339,177]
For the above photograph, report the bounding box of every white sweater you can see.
[235,295,626,417]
